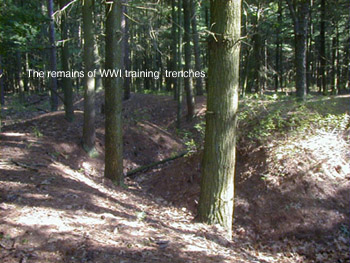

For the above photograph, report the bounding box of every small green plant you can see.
[194,119,205,137]
[32,126,43,137]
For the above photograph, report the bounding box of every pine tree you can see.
[198,0,241,237]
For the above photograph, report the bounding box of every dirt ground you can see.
[0,92,349,262]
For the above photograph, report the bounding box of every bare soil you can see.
[0,92,349,262]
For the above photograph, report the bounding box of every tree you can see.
[82,0,96,154]
[47,0,58,111]
[59,0,74,122]
[319,0,326,94]
[176,0,183,129]
[190,0,204,96]
[198,0,241,237]
[286,0,310,100]
[183,0,195,121]
[123,1,131,100]
[104,0,124,184]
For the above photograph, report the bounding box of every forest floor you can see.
[0,91,349,262]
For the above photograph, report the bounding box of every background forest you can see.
[0,0,349,262]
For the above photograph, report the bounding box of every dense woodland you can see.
[0,0,349,262]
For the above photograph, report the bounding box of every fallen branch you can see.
[126,151,188,177]
[10,159,39,172]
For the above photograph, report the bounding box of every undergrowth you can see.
[237,94,350,145]
[237,93,350,182]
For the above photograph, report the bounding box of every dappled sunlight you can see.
[1,132,28,137]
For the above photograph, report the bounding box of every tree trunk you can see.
[82,0,96,154]
[183,0,195,121]
[319,0,326,94]
[104,0,124,184]
[47,0,58,111]
[176,0,183,129]
[278,0,284,91]
[171,0,178,100]
[16,51,25,104]
[182,0,194,121]
[60,0,74,122]
[190,0,204,96]
[123,2,131,100]
[275,0,281,92]
[286,0,309,100]
[0,55,4,105]
[198,0,241,238]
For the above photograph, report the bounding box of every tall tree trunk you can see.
[171,0,178,100]
[104,0,124,184]
[60,0,74,122]
[275,0,281,92]
[123,1,131,100]
[82,0,96,154]
[183,0,195,121]
[190,0,204,96]
[47,0,58,111]
[307,0,314,91]
[331,36,337,94]
[176,0,183,129]
[319,0,326,94]
[93,2,103,91]
[278,0,284,91]
[286,0,309,100]
[198,0,241,238]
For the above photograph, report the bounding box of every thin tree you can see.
[319,0,326,94]
[286,0,310,100]
[82,0,96,154]
[59,0,74,122]
[183,0,195,121]
[123,0,131,100]
[197,0,241,237]
[176,0,183,129]
[47,0,58,111]
[190,0,204,96]
[104,0,124,184]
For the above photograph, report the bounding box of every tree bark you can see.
[171,0,178,100]
[60,0,74,122]
[286,0,309,100]
[176,0,183,129]
[82,0,96,154]
[183,0,195,121]
[319,0,326,94]
[198,0,241,238]
[123,1,131,100]
[16,51,25,104]
[190,0,204,96]
[275,0,282,92]
[47,0,58,111]
[104,0,124,184]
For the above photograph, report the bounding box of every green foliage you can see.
[32,126,43,137]
[194,118,205,137]
[0,0,47,54]
[238,94,350,144]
